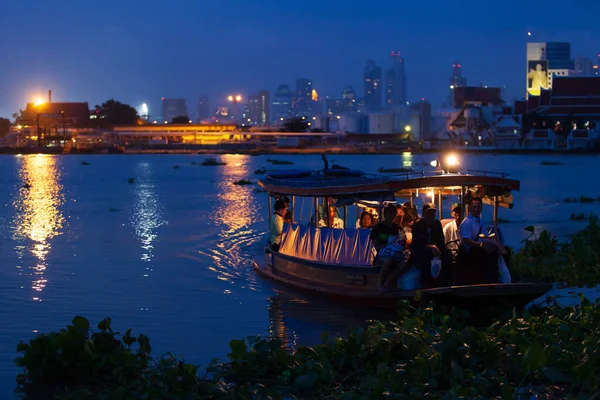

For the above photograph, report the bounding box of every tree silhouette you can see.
[93,99,139,126]
[171,116,190,124]
[281,117,308,133]
[0,118,10,136]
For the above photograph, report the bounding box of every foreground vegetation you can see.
[15,220,600,399]
[15,301,600,399]
[511,216,600,286]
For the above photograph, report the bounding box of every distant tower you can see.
[294,78,313,116]
[196,96,210,122]
[446,63,467,108]
[364,60,382,111]
[385,51,407,109]
[272,84,292,122]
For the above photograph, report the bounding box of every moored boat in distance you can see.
[253,155,552,306]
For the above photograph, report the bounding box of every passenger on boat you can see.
[284,210,292,224]
[268,199,288,252]
[318,206,344,228]
[458,198,499,284]
[369,205,410,291]
[411,203,453,286]
[358,211,374,228]
[443,203,462,251]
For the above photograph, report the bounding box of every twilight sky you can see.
[1,0,599,119]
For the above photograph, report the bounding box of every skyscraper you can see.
[272,84,292,122]
[446,63,467,108]
[162,98,188,123]
[364,60,382,111]
[574,56,594,76]
[248,90,270,125]
[384,51,407,109]
[196,96,210,122]
[293,78,313,116]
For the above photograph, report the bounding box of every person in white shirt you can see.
[318,206,344,228]
[458,197,499,284]
[268,199,288,252]
[443,203,462,251]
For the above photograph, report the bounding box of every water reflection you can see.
[130,162,165,275]
[266,289,394,350]
[12,154,65,300]
[200,154,264,288]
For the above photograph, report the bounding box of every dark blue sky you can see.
[1,0,599,119]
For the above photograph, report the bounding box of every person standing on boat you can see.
[268,199,288,252]
[443,203,462,251]
[369,205,409,291]
[458,197,498,283]
[411,203,452,287]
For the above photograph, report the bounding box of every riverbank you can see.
[2,145,600,156]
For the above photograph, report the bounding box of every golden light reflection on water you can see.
[13,154,65,300]
[200,154,264,289]
[131,162,165,275]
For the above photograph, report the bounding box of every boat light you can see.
[446,154,458,167]
[429,160,437,167]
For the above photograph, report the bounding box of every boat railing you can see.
[265,169,511,188]
[463,169,510,178]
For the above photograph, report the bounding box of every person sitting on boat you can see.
[458,197,499,284]
[318,206,344,228]
[369,204,410,291]
[357,211,374,229]
[443,203,462,251]
[284,210,292,224]
[411,203,453,287]
[268,199,288,252]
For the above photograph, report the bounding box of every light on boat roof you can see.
[446,154,458,167]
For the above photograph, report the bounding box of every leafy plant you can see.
[512,218,600,286]
[16,302,600,399]
[201,158,226,166]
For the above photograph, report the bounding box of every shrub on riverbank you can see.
[511,217,600,286]
[15,300,600,399]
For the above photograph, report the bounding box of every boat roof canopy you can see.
[259,169,520,200]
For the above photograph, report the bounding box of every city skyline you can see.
[1,0,600,119]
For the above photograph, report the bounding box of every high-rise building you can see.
[272,84,292,122]
[526,42,574,97]
[161,98,188,123]
[364,60,382,111]
[573,56,594,76]
[247,90,270,125]
[446,63,467,108]
[384,51,407,109]
[293,78,313,116]
[196,96,210,122]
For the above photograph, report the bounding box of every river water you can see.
[1,153,599,397]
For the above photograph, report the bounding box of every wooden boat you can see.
[253,158,552,306]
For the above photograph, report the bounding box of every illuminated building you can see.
[364,60,382,111]
[161,98,188,123]
[384,51,407,109]
[247,90,270,125]
[526,42,574,98]
[293,78,313,116]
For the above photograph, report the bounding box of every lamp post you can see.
[227,94,242,125]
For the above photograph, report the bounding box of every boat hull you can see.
[253,252,552,307]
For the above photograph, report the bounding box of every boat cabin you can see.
[259,168,519,268]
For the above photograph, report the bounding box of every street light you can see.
[404,125,411,132]
[227,94,242,124]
